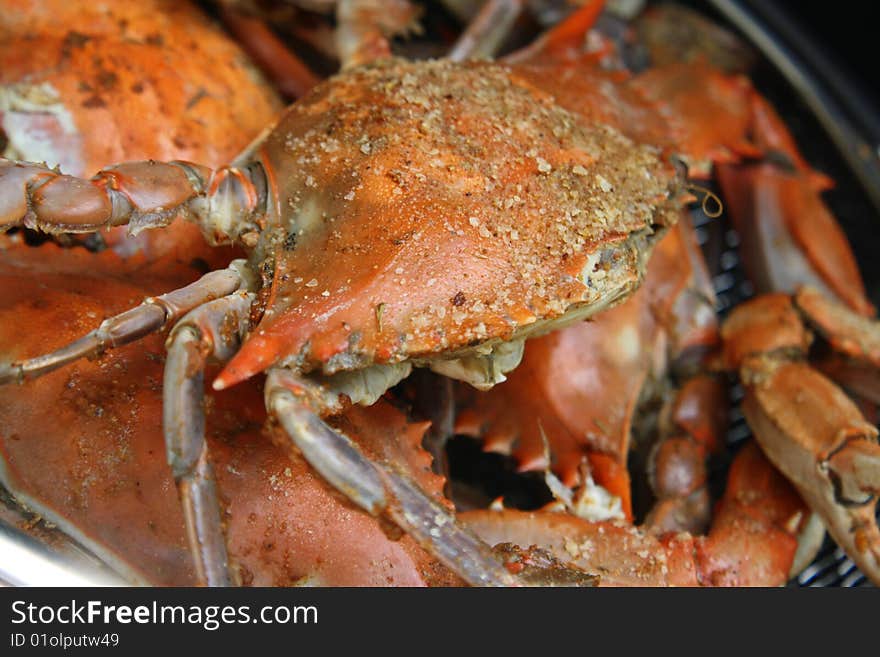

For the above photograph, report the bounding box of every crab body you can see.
[217,58,680,391]
[0,0,460,587]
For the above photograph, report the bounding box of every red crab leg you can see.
[447,0,526,61]
[164,292,255,586]
[716,162,874,317]
[747,93,834,191]
[742,361,880,584]
[507,0,606,63]
[0,264,245,385]
[641,214,726,534]
[645,374,728,535]
[794,286,880,403]
[692,442,814,586]
[265,369,521,586]
[795,286,880,366]
[218,6,321,101]
[715,86,873,317]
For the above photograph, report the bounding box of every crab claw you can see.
[716,164,874,317]
[741,359,880,584]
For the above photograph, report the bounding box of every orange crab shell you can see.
[508,39,760,178]
[0,0,282,172]
[215,58,682,388]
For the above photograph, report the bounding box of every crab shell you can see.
[215,58,682,391]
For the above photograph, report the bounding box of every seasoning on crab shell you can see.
[216,58,682,391]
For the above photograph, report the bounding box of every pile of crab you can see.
[1,0,878,586]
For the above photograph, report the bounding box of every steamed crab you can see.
[1,0,878,587]
[0,0,683,586]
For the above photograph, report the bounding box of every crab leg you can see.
[266,375,387,514]
[713,77,874,317]
[336,0,420,69]
[0,264,246,385]
[794,286,880,403]
[741,361,880,584]
[218,6,321,100]
[716,163,874,317]
[505,0,606,64]
[828,440,880,503]
[0,159,265,244]
[265,370,520,586]
[163,292,255,586]
[460,442,809,586]
[165,335,229,586]
[644,374,728,535]
[447,0,526,62]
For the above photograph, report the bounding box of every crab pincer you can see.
[721,290,880,584]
